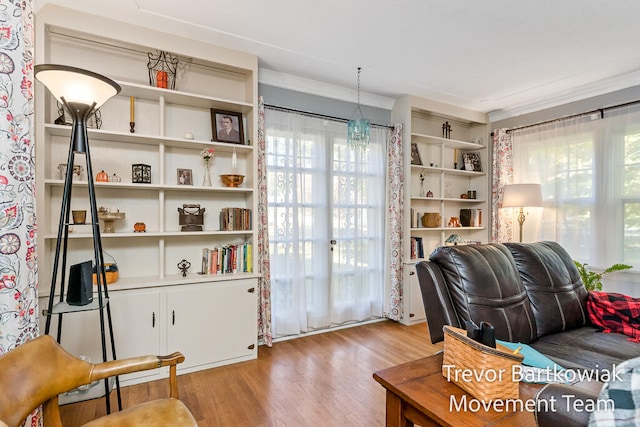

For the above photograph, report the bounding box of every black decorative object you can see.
[442,121,452,139]
[177,259,191,277]
[66,261,93,306]
[178,204,205,232]
[55,101,102,129]
[132,164,151,183]
[147,50,178,90]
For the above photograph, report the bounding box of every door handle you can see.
[330,239,336,252]
[172,310,175,325]
[152,312,155,328]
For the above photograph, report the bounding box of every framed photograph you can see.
[177,168,192,185]
[410,143,422,165]
[462,151,482,172]
[211,109,244,144]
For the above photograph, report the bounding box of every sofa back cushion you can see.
[504,241,588,338]
[429,243,537,343]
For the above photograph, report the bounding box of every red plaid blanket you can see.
[587,291,640,342]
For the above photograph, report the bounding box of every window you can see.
[264,107,386,338]
[512,105,640,269]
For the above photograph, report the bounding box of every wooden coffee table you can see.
[373,352,542,426]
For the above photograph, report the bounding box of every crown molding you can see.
[488,70,640,123]
[259,68,395,111]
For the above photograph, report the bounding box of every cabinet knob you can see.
[248,287,255,293]
[248,344,255,350]
[409,271,415,276]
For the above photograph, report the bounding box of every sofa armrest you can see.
[534,383,598,427]
[415,260,461,343]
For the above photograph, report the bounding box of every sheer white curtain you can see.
[264,107,386,337]
[512,104,640,267]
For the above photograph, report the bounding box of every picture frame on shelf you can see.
[462,151,482,172]
[410,143,422,165]
[177,168,192,185]
[211,109,244,144]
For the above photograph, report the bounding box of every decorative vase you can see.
[203,159,212,187]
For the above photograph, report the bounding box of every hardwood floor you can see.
[59,320,442,426]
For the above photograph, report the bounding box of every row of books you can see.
[410,236,425,259]
[220,208,252,231]
[200,243,253,275]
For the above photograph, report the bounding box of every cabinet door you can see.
[402,264,426,325]
[166,279,257,371]
[109,289,163,384]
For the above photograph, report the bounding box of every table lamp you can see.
[501,183,543,242]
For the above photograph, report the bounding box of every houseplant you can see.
[574,261,633,291]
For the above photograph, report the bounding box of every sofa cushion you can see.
[531,326,640,372]
[429,243,537,343]
[505,241,588,338]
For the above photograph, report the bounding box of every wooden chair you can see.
[0,335,198,427]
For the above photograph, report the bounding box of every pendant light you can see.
[347,67,371,150]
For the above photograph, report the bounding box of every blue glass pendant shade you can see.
[347,117,371,149]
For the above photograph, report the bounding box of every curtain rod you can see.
[264,103,392,129]
[507,98,640,133]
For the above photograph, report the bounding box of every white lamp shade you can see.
[502,183,543,208]
[35,64,121,108]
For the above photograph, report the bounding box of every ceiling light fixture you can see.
[347,67,370,150]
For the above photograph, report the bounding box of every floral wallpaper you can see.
[0,0,38,354]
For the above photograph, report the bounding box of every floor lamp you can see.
[501,183,543,242]
[35,64,121,412]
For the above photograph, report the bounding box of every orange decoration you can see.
[96,170,109,182]
[156,70,168,88]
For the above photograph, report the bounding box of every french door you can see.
[265,108,386,338]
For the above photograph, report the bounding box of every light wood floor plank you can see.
[59,320,442,426]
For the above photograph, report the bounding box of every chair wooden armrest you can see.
[0,336,197,427]
[90,352,185,398]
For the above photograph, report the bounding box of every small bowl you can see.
[220,174,244,187]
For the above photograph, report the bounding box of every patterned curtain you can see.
[491,128,513,242]
[0,0,38,424]
[256,96,272,346]
[385,124,403,321]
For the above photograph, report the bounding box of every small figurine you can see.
[177,259,191,277]
[442,121,452,139]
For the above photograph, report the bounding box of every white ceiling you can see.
[34,0,640,121]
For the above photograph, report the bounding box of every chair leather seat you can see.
[82,398,197,427]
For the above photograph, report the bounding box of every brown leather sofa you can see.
[416,241,640,426]
[416,241,640,372]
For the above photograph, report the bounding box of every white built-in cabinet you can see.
[392,95,489,325]
[35,6,259,385]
